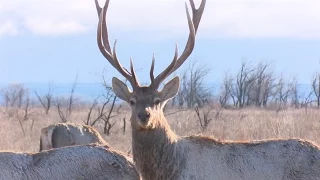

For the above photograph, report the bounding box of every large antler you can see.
[150,0,206,89]
[95,0,140,90]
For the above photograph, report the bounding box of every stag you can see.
[95,0,320,179]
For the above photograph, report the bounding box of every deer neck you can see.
[131,115,185,180]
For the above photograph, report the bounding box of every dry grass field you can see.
[1,106,320,153]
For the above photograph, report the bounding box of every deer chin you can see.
[137,121,154,131]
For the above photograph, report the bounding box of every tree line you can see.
[172,60,319,110]
[1,60,320,131]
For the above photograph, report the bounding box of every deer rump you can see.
[0,144,139,180]
[40,123,108,151]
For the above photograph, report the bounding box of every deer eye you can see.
[154,99,161,105]
[129,100,136,106]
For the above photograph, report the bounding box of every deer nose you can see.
[138,112,150,122]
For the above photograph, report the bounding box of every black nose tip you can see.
[138,112,150,122]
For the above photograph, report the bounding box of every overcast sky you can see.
[1,0,320,85]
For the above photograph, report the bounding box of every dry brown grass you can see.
[1,107,320,153]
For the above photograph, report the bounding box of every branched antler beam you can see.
[150,0,206,89]
[95,0,139,89]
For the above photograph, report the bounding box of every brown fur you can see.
[112,79,184,179]
[132,121,184,180]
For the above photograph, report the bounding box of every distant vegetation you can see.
[2,59,320,112]
[1,59,320,152]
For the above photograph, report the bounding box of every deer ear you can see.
[159,76,180,101]
[112,77,132,102]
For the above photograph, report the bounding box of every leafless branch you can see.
[68,75,78,115]
[103,96,118,135]
[34,83,53,114]
[55,100,68,122]
[195,104,222,131]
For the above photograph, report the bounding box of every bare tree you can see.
[195,107,212,131]
[55,98,68,122]
[34,83,53,114]
[220,61,300,109]
[85,95,121,136]
[84,96,109,126]
[274,75,297,110]
[195,104,222,131]
[83,73,123,135]
[1,84,27,109]
[84,94,121,131]
[22,90,31,121]
[100,75,122,135]
[311,73,320,108]
[54,75,78,122]
[301,91,314,110]
[249,62,277,107]
[68,75,78,115]
[219,72,234,108]
[13,89,37,135]
[103,96,117,135]
[18,90,35,135]
[232,60,255,108]
[290,78,300,108]
[177,60,212,108]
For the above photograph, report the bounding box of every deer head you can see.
[95,0,205,130]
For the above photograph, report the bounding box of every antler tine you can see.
[130,58,140,87]
[150,43,178,88]
[152,0,206,88]
[94,0,102,16]
[150,54,155,83]
[189,0,206,33]
[95,0,111,54]
[112,40,140,89]
[96,0,139,89]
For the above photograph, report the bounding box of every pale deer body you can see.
[40,123,108,151]
[134,130,320,179]
[95,0,320,179]
[0,144,140,180]
[176,138,320,180]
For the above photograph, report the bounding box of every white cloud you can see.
[24,18,87,36]
[204,0,320,38]
[0,21,18,37]
[0,0,95,36]
[0,0,319,38]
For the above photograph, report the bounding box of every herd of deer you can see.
[2,0,320,179]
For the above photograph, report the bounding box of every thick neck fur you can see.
[131,113,185,180]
